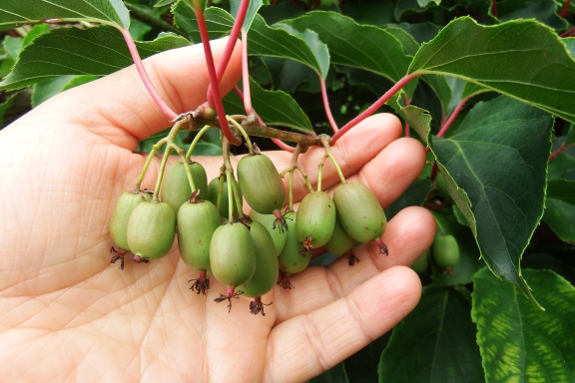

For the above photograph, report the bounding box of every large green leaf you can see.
[378,286,484,383]
[0,0,130,30]
[494,0,568,30]
[385,178,432,220]
[542,198,575,245]
[409,17,575,124]
[472,268,575,383]
[284,11,418,97]
[32,75,98,107]
[223,78,313,133]
[230,0,263,32]
[546,153,575,204]
[431,96,553,304]
[0,26,190,90]
[430,209,483,286]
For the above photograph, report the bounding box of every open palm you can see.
[0,38,435,382]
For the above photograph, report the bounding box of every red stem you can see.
[430,161,438,182]
[119,28,178,121]
[550,144,567,160]
[207,0,250,104]
[234,86,244,99]
[437,96,469,138]
[195,8,242,146]
[319,74,339,133]
[560,26,575,37]
[241,30,254,115]
[491,0,498,17]
[331,73,419,144]
[560,0,572,18]
[403,94,410,137]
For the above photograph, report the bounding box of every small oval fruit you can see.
[432,234,460,268]
[435,172,453,202]
[161,161,208,213]
[333,182,386,243]
[278,211,311,274]
[207,176,241,219]
[177,200,221,271]
[210,222,256,287]
[296,191,336,250]
[411,249,429,274]
[237,221,279,298]
[324,218,356,256]
[250,209,287,255]
[237,154,286,214]
[110,191,150,251]
[127,201,176,260]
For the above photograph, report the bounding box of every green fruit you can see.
[237,154,286,214]
[127,201,176,260]
[432,234,460,268]
[161,161,208,213]
[110,191,150,251]
[250,209,287,255]
[278,211,311,274]
[411,249,429,274]
[324,218,356,256]
[177,200,221,270]
[237,221,279,298]
[207,176,241,219]
[435,172,453,202]
[210,222,256,287]
[296,191,336,249]
[333,182,387,243]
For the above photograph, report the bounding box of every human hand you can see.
[0,38,436,382]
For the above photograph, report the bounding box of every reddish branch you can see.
[331,73,419,144]
[241,30,254,115]
[550,144,569,160]
[491,0,498,17]
[319,75,339,133]
[437,96,470,138]
[119,29,178,120]
[560,0,572,18]
[560,26,575,37]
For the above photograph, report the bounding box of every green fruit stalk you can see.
[296,191,337,253]
[250,209,287,255]
[237,154,286,215]
[110,190,149,251]
[278,211,311,279]
[207,176,241,219]
[333,182,387,244]
[161,161,208,213]
[127,201,176,261]
[432,234,460,268]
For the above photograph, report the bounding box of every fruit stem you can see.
[240,29,255,115]
[227,116,254,154]
[119,28,178,121]
[194,5,242,146]
[317,155,326,192]
[331,72,419,145]
[153,145,173,201]
[296,165,314,192]
[437,96,470,138]
[550,144,568,160]
[222,138,245,220]
[319,74,339,133]
[172,144,197,193]
[135,138,167,190]
[321,135,346,185]
[216,172,225,212]
[185,125,212,160]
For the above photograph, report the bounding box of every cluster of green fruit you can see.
[109,151,388,315]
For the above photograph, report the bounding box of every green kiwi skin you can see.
[161,161,208,213]
[250,209,287,256]
[333,182,387,243]
[237,154,286,214]
[324,218,356,256]
[127,201,176,260]
[207,177,241,219]
[296,191,337,248]
[177,200,221,270]
[411,249,430,274]
[432,235,460,268]
[435,172,453,202]
[210,222,256,287]
[278,212,311,274]
[237,221,279,298]
[110,191,149,251]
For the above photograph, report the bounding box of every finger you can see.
[32,37,241,150]
[264,266,422,383]
[274,206,436,323]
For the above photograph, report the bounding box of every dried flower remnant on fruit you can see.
[214,289,244,313]
[277,273,295,289]
[299,235,313,256]
[376,239,388,256]
[250,297,273,316]
[347,251,360,266]
[189,271,210,294]
[110,246,126,270]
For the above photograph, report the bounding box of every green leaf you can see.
[0,0,130,30]
[460,81,489,100]
[129,18,153,40]
[384,26,419,56]
[173,3,234,42]
[0,92,17,126]
[3,35,22,59]
[284,11,418,97]
[452,204,469,227]
[378,286,483,383]
[543,198,575,244]
[223,78,314,133]
[409,17,575,125]
[32,75,98,107]
[431,96,553,304]
[563,37,575,58]
[422,74,451,114]
[547,153,575,204]
[565,124,575,146]
[472,268,575,383]
[0,26,190,90]
[430,209,483,286]
[310,363,349,383]
[155,0,177,7]
[22,24,50,49]
[495,0,568,31]
[385,178,432,220]
[397,22,441,44]
[230,0,263,32]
